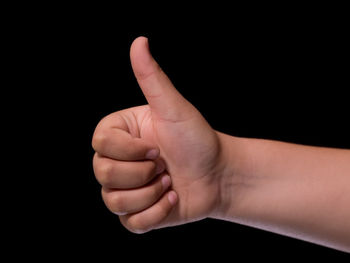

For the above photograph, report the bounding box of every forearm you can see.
[214,132,350,252]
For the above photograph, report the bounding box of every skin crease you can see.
[92,36,350,252]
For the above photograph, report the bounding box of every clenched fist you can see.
[92,37,227,233]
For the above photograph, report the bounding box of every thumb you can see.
[130,36,195,122]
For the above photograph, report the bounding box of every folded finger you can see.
[92,126,159,161]
[119,190,178,234]
[93,153,165,189]
[102,174,172,215]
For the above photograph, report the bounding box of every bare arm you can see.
[93,36,350,253]
[214,132,350,252]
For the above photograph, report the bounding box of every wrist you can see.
[210,132,255,220]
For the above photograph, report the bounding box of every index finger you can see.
[92,114,158,161]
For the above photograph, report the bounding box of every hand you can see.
[92,37,227,233]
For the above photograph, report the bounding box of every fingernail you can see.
[145,149,159,160]
[113,212,127,216]
[168,191,178,205]
[156,161,165,174]
[161,175,171,189]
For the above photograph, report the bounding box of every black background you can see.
[8,4,349,260]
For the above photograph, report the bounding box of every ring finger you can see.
[102,174,172,215]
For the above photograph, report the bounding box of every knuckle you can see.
[125,216,149,234]
[95,161,114,186]
[92,129,108,152]
[111,193,126,213]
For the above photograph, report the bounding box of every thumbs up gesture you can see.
[92,37,227,233]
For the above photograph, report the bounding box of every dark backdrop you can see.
[11,5,349,260]
[82,27,349,259]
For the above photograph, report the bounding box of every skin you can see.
[92,36,350,252]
